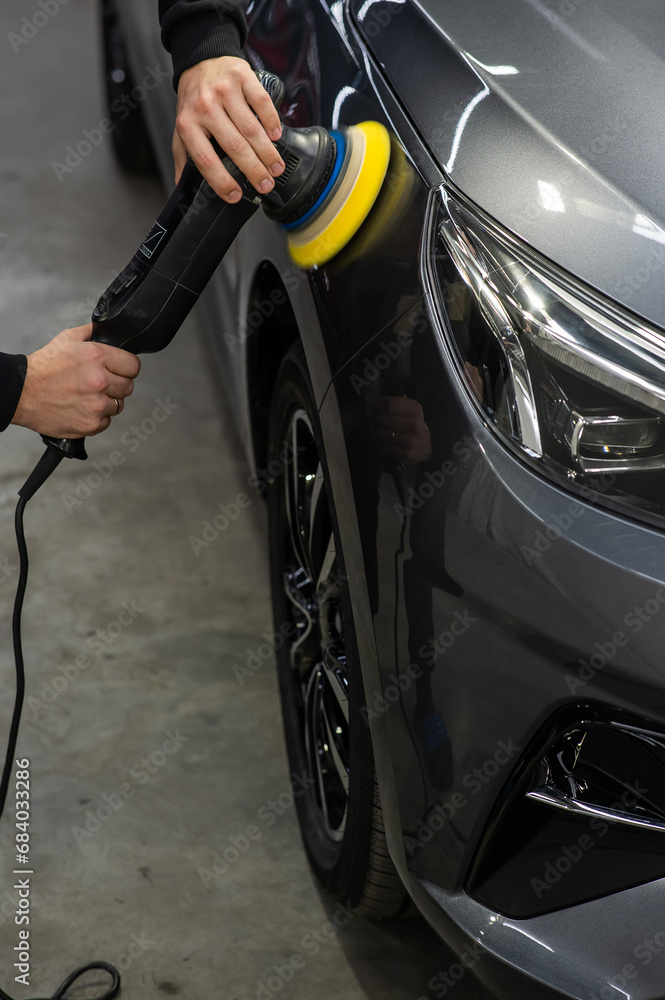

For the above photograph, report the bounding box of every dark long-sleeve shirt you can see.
[158,0,249,88]
[0,353,27,431]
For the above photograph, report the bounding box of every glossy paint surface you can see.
[122,0,665,995]
[352,0,665,331]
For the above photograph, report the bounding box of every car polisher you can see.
[19,71,391,495]
[0,74,391,1000]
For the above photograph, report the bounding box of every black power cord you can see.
[0,962,120,1000]
[0,497,28,820]
[0,448,121,1000]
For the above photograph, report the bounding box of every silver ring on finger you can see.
[112,397,121,417]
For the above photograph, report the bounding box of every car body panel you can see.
[115,0,665,996]
[351,0,665,332]
[420,872,665,1000]
[327,233,665,993]
[245,0,432,375]
[332,272,665,865]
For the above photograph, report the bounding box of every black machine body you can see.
[40,74,337,462]
[87,124,335,354]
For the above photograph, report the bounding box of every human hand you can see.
[173,56,284,203]
[11,324,140,438]
[368,395,433,464]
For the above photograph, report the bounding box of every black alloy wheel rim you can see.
[282,407,350,842]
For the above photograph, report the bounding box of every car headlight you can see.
[429,188,665,527]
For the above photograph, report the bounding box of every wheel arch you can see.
[242,256,409,899]
[244,260,301,475]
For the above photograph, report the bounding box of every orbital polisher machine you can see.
[22,73,391,494]
[0,74,390,1000]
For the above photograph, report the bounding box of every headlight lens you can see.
[431,188,665,526]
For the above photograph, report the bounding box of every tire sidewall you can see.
[267,345,377,906]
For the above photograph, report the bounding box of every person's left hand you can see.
[368,395,433,464]
[12,324,140,438]
[173,56,284,203]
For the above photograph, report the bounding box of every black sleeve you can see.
[0,353,27,432]
[158,0,249,89]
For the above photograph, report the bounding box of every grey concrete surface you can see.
[0,1,494,998]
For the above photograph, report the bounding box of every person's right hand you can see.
[11,324,140,439]
[173,56,284,203]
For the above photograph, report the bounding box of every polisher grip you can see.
[38,71,288,467]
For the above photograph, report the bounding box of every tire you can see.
[267,344,405,918]
[100,0,158,175]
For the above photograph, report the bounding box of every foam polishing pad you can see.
[328,135,417,269]
[286,121,391,269]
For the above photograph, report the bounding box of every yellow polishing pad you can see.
[287,121,391,269]
[330,135,417,269]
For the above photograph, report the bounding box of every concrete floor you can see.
[0,1,495,997]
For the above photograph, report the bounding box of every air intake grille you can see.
[276,154,299,187]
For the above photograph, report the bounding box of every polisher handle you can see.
[40,73,287,462]
[40,168,258,460]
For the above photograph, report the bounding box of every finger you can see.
[368,396,400,414]
[372,395,422,416]
[242,75,283,142]
[373,431,407,460]
[99,346,141,378]
[177,122,244,202]
[368,414,415,435]
[226,89,285,182]
[372,424,408,445]
[209,108,278,195]
[172,128,188,184]
[87,416,112,437]
[105,374,135,399]
[105,396,125,417]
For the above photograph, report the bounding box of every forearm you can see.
[0,353,27,432]
[158,0,249,88]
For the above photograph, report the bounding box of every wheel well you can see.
[246,262,300,473]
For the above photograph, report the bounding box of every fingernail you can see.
[271,162,284,176]
[260,178,274,193]
[228,190,242,203]
[271,128,282,141]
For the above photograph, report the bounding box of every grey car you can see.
[103,1,665,997]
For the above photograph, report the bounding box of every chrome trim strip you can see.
[527,785,665,834]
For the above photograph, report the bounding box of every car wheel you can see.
[100,0,158,175]
[267,344,406,917]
